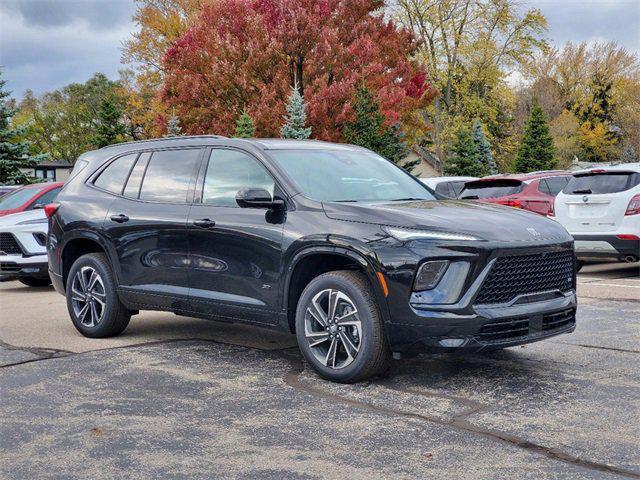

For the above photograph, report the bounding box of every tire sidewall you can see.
[65,254,121,338]
[295,272,382,382]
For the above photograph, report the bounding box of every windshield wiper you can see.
[460,195,479,200]
[572,189,592,194]
[390,197,424,201]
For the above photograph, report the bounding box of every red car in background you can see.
[0,182,64,217]
[459,171,572,216]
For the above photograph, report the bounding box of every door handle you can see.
[110,214,129,223]
[193,218,216,228]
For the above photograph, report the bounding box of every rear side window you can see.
[539,177,570,196]
[139,149,201,203]
[435,182,453,198]
[94,153,138,194]
[123,152,151,198]
[460,180,524,199]
[32,187,61,206]
[563,172,640,195]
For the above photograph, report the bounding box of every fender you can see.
[58,229,122,285]
[282,244,392,328]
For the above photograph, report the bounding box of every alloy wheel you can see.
[70,266,106,328]
[304,288,362,369]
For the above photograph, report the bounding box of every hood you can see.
[0,209,46,227]
[322,199,571,243]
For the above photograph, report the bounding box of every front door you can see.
[187,148,285,325]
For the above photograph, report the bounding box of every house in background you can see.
[20,159,73,183]
[403,145,442,178]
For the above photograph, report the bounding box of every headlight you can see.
[414,260,449,291]
[17,218,48,225]
[384,227,480,241]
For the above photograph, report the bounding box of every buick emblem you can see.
[527,227,541,237]
[582,195,589,203]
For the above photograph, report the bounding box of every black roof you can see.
[99,136,362,154]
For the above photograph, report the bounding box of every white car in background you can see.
[0,209,51,286]
[553,163,640,266]
[420,176,479,199]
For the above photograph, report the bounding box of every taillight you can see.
[616,234,639,241]
[503,199,521,208]
[625,194,640,216]
[44,203,60,218]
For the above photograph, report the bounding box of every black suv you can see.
[47,137,577,382]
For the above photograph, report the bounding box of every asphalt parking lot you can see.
[1,261,638,479]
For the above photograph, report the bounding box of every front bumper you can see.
[573,234,639,259]
[386,292,577,354]
[0,254,49,280]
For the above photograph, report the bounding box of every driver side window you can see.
[202,149,275,207]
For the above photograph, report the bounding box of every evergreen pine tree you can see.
[515,101,555,173]
[620,145,639,163]
[444,126,486,177]
[234,109,256,138]
[0,73,45,185]
[93,96,126,148]
[280,86,312,139]
[343,86,413,172]
[165,114,182,137]
[472,119,497,174]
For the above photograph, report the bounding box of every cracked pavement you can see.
[0,262,638,479]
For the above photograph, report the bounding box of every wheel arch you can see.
[283,246,389,333]
[60,232,113,290]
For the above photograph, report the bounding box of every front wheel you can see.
[65,253,131,338]
[295,270,390,383]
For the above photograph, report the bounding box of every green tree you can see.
[444,126,486,177]
[472,119,497,175]
[0,74,45,185]
[343,87,412,171]
[280,87,312,140]
[234,109,255,138]
[515,102,555,172]
[93,96,127,148]
[165,114,182,137]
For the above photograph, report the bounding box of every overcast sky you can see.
[1,0,639,98]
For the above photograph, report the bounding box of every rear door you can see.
[555,171,640,232]
[103,148,202,308]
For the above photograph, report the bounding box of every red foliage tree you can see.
[162,0,434,139]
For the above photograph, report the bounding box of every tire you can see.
[295,270,390,383]
[65,253,131,338]
[18,276,51,287]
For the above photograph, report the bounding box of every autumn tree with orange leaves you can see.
[161,0,434,140]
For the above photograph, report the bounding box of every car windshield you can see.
[0,186,44,210]
[563,172,640,194]
[460,180,523,199]
[268,149,436,202]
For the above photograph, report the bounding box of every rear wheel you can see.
[66,253,131,338]
[295,270,390,383]
[18,277,51,287]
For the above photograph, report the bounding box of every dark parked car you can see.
[459,171,572,216]
[47,137,577,382]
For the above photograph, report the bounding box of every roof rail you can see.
[100,135,227,150]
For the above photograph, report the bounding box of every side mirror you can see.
[32,203,45,210]
[235,188,284,209]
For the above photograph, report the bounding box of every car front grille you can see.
[0,233,23,255]
[475,249,574,305]
[478,308,575,343]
